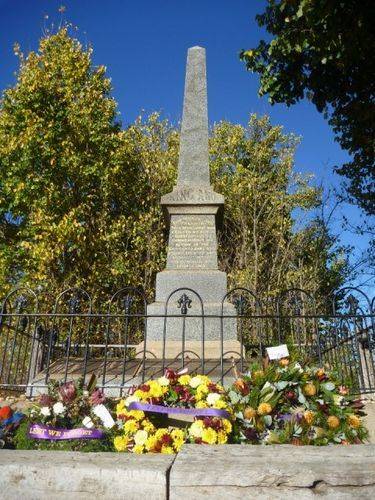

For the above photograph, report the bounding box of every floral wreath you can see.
[114,369,233,454]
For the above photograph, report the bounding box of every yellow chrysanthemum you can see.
[142,420,156,433]
[195,384,209,401]
[124,419,139,434]
[217,430,228,444]
[145,434,158,451]
[213,399,228,410]
[171,428,185,451]
[202,427,217,444]
[195,400,208,408]
[148,380,167,398]
[134,389,147,400]
[116,400,125,415]
[155,427,170,440]
[114,435,129,452]
[161,445,175,454]
[178,374,191,385]
[132,444,144,454]
[127,410,145,421]
[222,419,232,434]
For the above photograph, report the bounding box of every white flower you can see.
[53,402,66,415]
[294,363,304,373]
[134,429,148,446]
[124,395,140,407]
[189,421,203,438]
[82,416,94,429]
[40,406,51,417]
[207,393,221,406]
[189,376,203,389]
[83,390,89,397]
[157,376,170,387]
[333,394,345,406]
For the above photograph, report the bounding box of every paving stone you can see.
[170,444,375,499]
[0,450,174,500]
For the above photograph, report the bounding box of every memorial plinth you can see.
[140,47,239,358]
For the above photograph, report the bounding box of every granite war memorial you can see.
[139,46,240,359]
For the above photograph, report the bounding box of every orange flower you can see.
[338,385,349,396]
[303,411,315,426]
[257,403,272,415]
[233,378,250,396]
[244,407,257,420]
[327,415,340,429]
[347,414,361,428]
[279,358,289,367]
[303,383,317,397]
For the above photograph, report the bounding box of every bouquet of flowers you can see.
[0,405,24,449]
[228,359,368,446]
[114,369,233,453]
[14,377,115,452]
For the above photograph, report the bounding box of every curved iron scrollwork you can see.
[233,294,247,315]
[121,294,133,315]
[177,293,192,315]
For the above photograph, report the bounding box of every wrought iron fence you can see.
[0,286,374,396]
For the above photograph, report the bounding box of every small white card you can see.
[93,404,115,429]
[266,344,289,360]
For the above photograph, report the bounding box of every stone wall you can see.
[1,445,375,499]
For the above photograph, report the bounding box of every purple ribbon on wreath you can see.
[128,402,230,419]
[28,423,105,441]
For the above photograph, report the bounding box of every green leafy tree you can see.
[0,27,348,307]
[210,116,348,301]
[240,0,375,215]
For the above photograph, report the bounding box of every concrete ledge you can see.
[0,450,175,500]
[170,445,375,499]
[1,445,375,499]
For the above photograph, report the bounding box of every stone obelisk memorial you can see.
[143,46,239,358]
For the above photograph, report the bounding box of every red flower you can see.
[164,369,178,382]
[89,389,106,406]
[59,381,76,403]
[160,433,173,446]
[0,406,12,421]
[139,384,150,392]
[203,417,223,431]
[285,390,297,402]
[39,394,55,406]
[207,383,220,393]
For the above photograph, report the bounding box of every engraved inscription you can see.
[166,214,218,270]
[162,186,223,204]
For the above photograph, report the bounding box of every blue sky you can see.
[0,0,372,291]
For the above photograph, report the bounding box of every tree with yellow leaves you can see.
[0,27,348,307]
